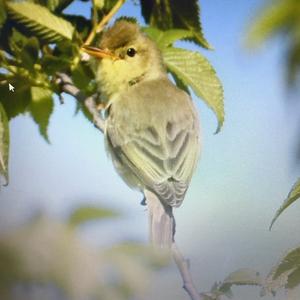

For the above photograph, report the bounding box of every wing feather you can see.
[105,79,200,207]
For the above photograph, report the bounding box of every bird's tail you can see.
[144,190,175,248]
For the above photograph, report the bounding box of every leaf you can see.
[247,0,299,48]
[264,246,300,294]
[163,47,224,132]
[69,206,119,226]
[207,269,262,299]
[221,268,262,288]
[143,26,164,43]
[144,27,194,49]
[61,14,91,40]
[94,0,104,10]
[71,62,94,92]
[39,0,60,11]
[8,28,28,55]
[270,178,300,229]
[158,29,195,48]
[287,268,300,289]
[0,79,31,119]
[0,0,7,29]
[6,2,75,43]
[10,36,40,72]
[140,0,211,48]
[286,40,300,86]
[41,54,71,75]
[273,247,300,281]
[0,102,9,184]
[29,86,54,142]
[170,70,190,95]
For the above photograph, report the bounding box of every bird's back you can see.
[105,77,200,207]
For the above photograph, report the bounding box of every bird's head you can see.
[82,21,166,99]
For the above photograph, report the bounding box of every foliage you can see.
[202,249,300,299]
[6,2,75,42]
[163,47,224,133]
[69,205,119,226]
[270,178,300,229]
[247,0,300,86]
[140,0,211,48]
[0,213,169,300]
[248,0,300,233]
[262,246,300,296]
[0,0,224,183]
[145,27,224,132]
[200,269,262,300]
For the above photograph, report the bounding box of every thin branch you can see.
[171,243,204,300]
[56,73,105,133]
[84,0,126,45]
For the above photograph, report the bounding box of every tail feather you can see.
[144,190,175,248]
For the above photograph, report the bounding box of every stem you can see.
[56,73,105,133]
[172,243,204,300]
[84,0,126,45]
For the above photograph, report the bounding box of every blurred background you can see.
[1,0,300,299]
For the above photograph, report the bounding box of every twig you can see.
[172,243,204,300]
[84,0,126,45]
[56,73,105,133]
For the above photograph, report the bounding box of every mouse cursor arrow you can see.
[8,83,15,92]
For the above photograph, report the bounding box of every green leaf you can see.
[140,0,211,48]
[204,269,262,300]
[143,27,164,43]
[158,29,195,48]
[0,0,7,29]
[163,47,224,132]
[29,86,54,142]
[0,80,31,119]
[39,0,60,11]
[71,62,94,92]
[170,70,190,95]
[270,178,300,229]
[69,205,119,226]
[94,0,104,10]
[144,27,194,49]
[247,0,299,48]
[41,54,71,75]
[264,246,300,294]
[10,36,40,72]
[61,14,91,40]
[221,269,262,288]
[287,267,300,289]
[286,40,300,86]
[0,102,9,184]
[6,2,75,43]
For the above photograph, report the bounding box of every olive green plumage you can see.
[89,20,201,247]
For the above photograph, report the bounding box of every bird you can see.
[82,20,201,248]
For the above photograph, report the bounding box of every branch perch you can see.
[56,73,105,133]
[172,243,204,300]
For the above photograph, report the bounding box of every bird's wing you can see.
[106,85,200,207]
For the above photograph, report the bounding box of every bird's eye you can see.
[126,48,136,57]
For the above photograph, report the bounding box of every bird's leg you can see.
[140,196,146,206]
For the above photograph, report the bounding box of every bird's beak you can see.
[81,45,119,60]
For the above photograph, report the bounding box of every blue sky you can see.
[1,1,300,299]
